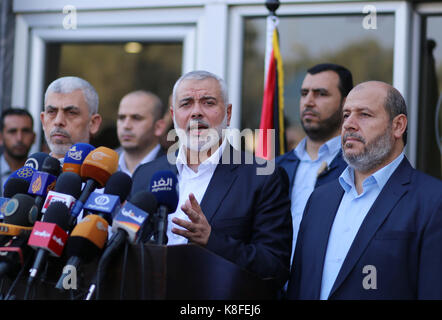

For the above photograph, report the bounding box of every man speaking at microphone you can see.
[40,76,102,161]
[131,70,292,288]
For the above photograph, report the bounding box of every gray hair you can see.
[44,76,99,115]
[171,70,229,108]
[385,87,408,145]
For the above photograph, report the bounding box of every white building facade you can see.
[2,0,441,179]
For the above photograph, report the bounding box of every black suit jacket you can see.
[131,144,293,287]
[287,157,442,299]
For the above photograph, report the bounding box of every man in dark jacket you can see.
[276,63,353,265]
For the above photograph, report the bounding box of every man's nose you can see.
[122,117,132,129]
[54,111,66,126]
[190,102,203,119]
[303,91,316,107]
[343,113,358,132]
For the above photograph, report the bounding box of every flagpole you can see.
[265,0,280,14]
[257,0,285,160]
[264,0,280,79]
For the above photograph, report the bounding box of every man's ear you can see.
[226,104,232,126]
[392,114,407,141]
[89,113,102,136]
[154,118,167,137]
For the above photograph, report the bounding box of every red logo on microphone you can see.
[28,221,68,257]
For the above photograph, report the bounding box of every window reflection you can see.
[242,14,394,152]
[45,43,182,150]
[418,17,442,179]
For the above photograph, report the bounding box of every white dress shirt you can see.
[118,144,161,177]
[166,139,227,245]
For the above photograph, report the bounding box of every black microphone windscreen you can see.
[3,193,37,226]
[24,152,50,171]
[43,202,71,231]
[42,156,61,177]
[130,191,158,215]
[104,171,132,203]
[55,172,82,199]
[3,178,31,198]
[66,237,101,264]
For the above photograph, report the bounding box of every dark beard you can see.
[3,144,28,161]
[301,106,343,142]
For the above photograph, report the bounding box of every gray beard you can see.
[343,125,394,173]
[46,140,72,158]
[173,116,227,152]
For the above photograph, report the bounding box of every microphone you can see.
[57,172,132,291]
[28,156,61,219]
[26,201,71,291]
[85,191,157,300]
[1,171,35,221]
[40,172,82,216]
[24,152,51,171]
[0,194,37,237]
[0,193,38,280]
[55,213,108,290]
[110,191,158,245]
[102,171,132,206]
[62,143,95,175]
[3,166,36,194]
[149,170,179,245]
[69,147,119,224]
[82,171,133,224]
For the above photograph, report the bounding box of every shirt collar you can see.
[339,152,405,193]
[176,138,227,175]
[0,154,11,177]
[119,144,161,173]
[294,135,341,161]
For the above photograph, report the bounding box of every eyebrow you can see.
[343,106,373,113]
[301,88,329,94]
[117,113,144,118]
[45,105,80,111]
[179,95,217,103]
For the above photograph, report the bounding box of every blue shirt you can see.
[290,135,341,262]
[0,154,12,197]
[320,152,405,300]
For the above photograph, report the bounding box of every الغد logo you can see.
[151,177,173,192]
[94,195,110,206]
[32,175,42,194]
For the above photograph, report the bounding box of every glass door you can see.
[45,42,182,150]
[417,15,442,179]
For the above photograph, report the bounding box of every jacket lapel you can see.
[309,181,345,299]
[199,145,239,223]
[279,152,299,196]
[328,158,412,298]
